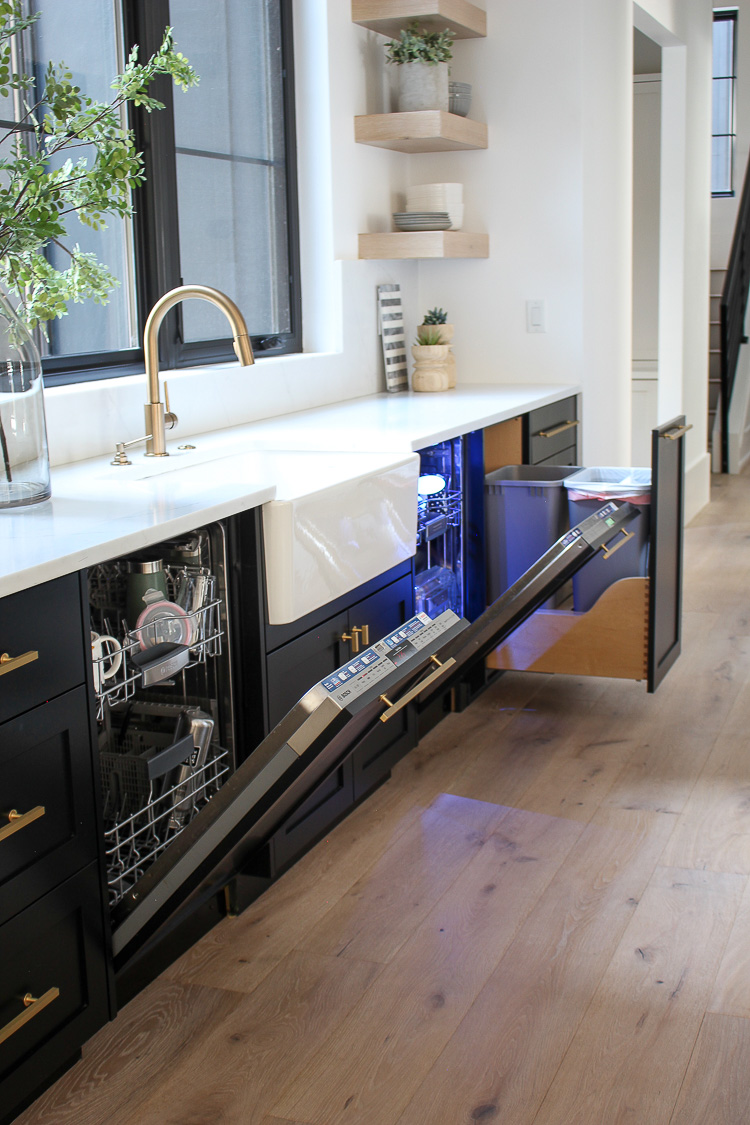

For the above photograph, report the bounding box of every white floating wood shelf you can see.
[352,0,486,39]
[354,111,487,152]
[358,230,489,259]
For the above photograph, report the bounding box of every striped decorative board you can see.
[377,283,408,393]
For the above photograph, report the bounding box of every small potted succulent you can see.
[385,22,454,113]
[421,307,453,343]
[420,309,455,388]
[411,325,451,393]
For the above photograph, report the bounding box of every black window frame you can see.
[41,0,302,387]
[712,8,738,199]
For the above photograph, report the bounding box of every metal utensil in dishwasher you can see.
[168,708,215,831]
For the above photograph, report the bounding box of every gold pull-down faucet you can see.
[143,284,255,457]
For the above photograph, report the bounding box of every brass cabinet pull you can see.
[0,987,60,1046]
[663,423,693,440]
[0,650,39,676]
[602,529,635,560]
[379,655,457,723]
[340,627,362,655]
[537,419,579,439]
[360,624,370,647]
[0,806,45,843]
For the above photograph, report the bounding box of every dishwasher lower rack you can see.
[101,734,230,909]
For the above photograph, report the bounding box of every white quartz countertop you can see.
[212,382,581,453]
[1,382,579,599]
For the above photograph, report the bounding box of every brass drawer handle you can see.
[602,529,634,560]
[537,419,579,439]
[0,806,45,843]
[0,987,60,1046]
[662,423,693,440]
[379,655,456,723]
[340,628,361,654]
[0,650,39,676]
[360,624,370,646]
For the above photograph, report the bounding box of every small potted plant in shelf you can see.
[385,22,454,113]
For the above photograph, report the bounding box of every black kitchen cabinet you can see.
[0,573,86,727]
[0,576,110,1125]
[266,608,349,726]
[0,688,100,928]
[258,567,416,874]
[348,574,416,799]
[525,396,580,466]
[0,864,109,1125]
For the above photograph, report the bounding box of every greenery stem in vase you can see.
[0,1,197,508]
[0,0,198,334]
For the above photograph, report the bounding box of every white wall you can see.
[411,1,585,396]
[633,77,662,361]
[43,0,714,521]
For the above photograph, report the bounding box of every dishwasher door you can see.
[111,499,641,975]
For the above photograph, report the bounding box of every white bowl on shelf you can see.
[407,182,464,209]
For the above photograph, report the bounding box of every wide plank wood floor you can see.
[18,471,750,1125]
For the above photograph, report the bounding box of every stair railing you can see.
[720,152,750,472]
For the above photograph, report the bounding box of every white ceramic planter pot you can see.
[411,344,451,392]
[397,62,449,112]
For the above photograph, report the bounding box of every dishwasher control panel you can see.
[320,610,463,707]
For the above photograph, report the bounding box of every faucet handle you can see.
[164,381,178,430]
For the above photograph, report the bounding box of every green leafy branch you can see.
[0,2,198,330]
[384,22,454,66]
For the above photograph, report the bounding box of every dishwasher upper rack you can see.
[88,560,224,719]
[417,488,461,544]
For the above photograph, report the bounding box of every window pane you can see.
[713,17,735,78]
[170,0,291,342]
[713,76,735,135]
[712,135,733,194]
[28,0,137,357]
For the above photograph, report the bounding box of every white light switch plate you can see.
[526,299,546,333]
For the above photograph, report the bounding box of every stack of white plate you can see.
[392,212,451,232]
[405,183,464,230]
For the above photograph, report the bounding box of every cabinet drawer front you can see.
[270,759,353,873]
[0,864,109,1114]
[266,610,348,728]
[528,397,579,464]
[0,688,99,927]
[0,574,86,725]
[534,445,580,469]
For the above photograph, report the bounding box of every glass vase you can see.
[0,292,51,508]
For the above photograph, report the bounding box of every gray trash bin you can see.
[485,466,580,605]
[564,467,651,612]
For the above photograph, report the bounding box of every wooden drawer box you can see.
[0,688,99,928]
[0,863,109,1123]
[0,574,87,726]
[527,397,579,465]
[489,417,687,694]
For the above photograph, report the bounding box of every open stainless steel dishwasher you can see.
[107,497,649,980]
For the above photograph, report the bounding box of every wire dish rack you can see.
[417,489,461,545]
[101,734,229,908]
[88,560,223,720]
